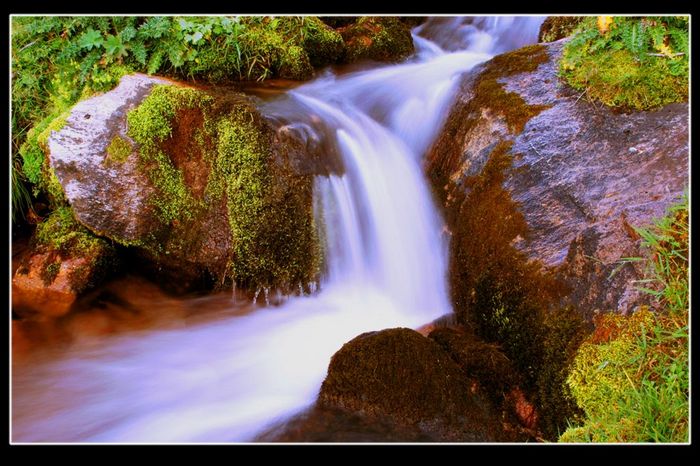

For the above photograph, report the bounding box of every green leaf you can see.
[138,16,171,39]
[184,31,203,45]
[105,34,128,59]
[129,40,147,65]
[78,28,104,50]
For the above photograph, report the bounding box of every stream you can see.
[12,16,544,442]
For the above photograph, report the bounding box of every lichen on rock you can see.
[339,17,415,63]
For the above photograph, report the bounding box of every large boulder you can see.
[427,40,688,321]
[46,73,321,293]
[318,327,517,441]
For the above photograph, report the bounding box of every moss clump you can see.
[212,108,319,291]
[105,135,133,164]
[18,109,71,207]
[300,17,345,67]
[560,16,688,111]
[446,141,587,439]
[277,44,314,80]
[41,260,62,285]
[33,206,117,293]
[538,16,585,43]
[127,85,212,224]
[340,17,415,63]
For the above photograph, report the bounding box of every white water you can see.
[12,17,544,443]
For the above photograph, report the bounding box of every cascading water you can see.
[12,16,544,442]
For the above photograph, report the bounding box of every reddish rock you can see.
[12,252,87,317]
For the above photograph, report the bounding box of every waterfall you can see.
[12,16,545,443]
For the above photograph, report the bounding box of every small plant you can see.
[560,196,689,442]
[560,16,688,110]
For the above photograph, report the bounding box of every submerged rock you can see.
[46,73,321,293]
[427,40,688,320]
[318,327,517,441]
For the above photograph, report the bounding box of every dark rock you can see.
[427,40,689,320]
[318,327,517,441]
[339,17,414,63]
[538,16,585,43]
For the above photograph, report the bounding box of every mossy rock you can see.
[538,16,585,42]
[319,327,510,441]
[48,74,321,294]
[319,16,358,29]
[13,207,117,317]
[339,17,415,63]
[301,17,346,68]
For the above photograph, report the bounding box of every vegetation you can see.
[10,16,346,223]
[33,207,117,292]
[560,16,689,111]
[105,135,133,164]
[560,195,689,442]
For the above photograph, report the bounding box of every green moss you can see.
[127,85,212,224]
[538,16,585,43]
[300,17,345,67]
[104,135,133,164]
[561,198,689,443]
[212,108,319,290]
[125,84,320,291]
[277,44,314,80]
[37,110,70,148]
[560,16,688,111]
[41,260,62,285]
[34,206,117,293]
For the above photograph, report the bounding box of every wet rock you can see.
[427,40,689,319]
[339,17,414,63]
[46,73,321,293]
[12,208,116,318]
[318,327,516,441]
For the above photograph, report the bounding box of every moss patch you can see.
[560,16,688,111]
[300,17,345,67]
[33,206,117,294]
[105,135,133,164]
[445,141,587,439]
[127,85,211,225]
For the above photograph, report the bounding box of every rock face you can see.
[538,16,585,43]
[427,40,689,320]
[318,327,514,441]
[47,73,321,292]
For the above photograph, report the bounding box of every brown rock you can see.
[13,252,88,317]
[319,327,516,441]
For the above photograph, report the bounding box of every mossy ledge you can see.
[126,84,320,293]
